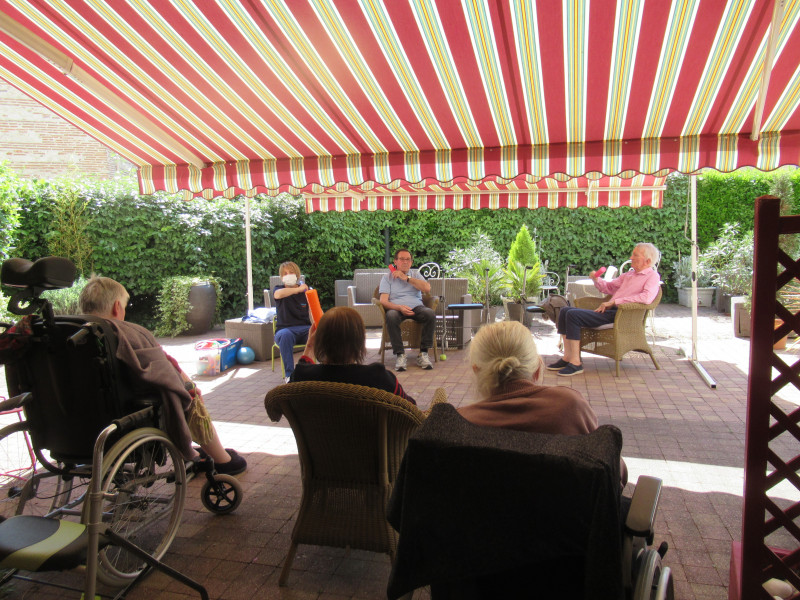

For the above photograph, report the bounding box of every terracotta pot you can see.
[774,319,788,350]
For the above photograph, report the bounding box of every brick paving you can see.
[2,303,795,599]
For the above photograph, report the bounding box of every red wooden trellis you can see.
[735,196,800,599]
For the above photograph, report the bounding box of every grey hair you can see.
[469,320,541,398]
[635,242,660,267]
[79,276,129,316]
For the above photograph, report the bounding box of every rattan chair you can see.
[372,287,439,364]
[264,381,448,586]
[574,288,662,376]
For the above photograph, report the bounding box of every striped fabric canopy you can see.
[1,0,798,210]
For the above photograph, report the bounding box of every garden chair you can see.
[264,381,448,586]
[574,288,662,376]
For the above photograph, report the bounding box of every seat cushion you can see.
[0,515,93,572]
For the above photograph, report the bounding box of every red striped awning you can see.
[1,1,798,204]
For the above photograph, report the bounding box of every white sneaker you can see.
[395,354,407,371]
[284,376,290,383]
[416,352,433,370]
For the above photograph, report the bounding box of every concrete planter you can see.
[732,301,750,338]
[502,298,537,326]
[676,287,715,308]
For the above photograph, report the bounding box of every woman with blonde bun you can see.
[458,320,627,484]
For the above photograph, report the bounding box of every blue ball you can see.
[237,346,255,365]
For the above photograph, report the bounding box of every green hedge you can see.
[1,164,797,327]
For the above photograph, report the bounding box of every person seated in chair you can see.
[79,276,247,475]
[548,242,661,377]
[379,248,436,372]
[459,320,627,486]
[272,261,312,383]
[290,306,416,405]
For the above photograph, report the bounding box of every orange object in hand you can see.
[306,288,324,324]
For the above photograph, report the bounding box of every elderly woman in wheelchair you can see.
[0,257,242,598]
[385,320,673,599]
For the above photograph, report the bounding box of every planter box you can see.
[502,298,537,326]
[676,287,715,307]
[732,301,750,338]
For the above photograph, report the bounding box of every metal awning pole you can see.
[689,175,717,388]
[245,196,254,313]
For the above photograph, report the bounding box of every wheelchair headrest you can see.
[1,257,77,291]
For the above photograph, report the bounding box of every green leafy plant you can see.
[155,275,222,337]
[501,225,542,302]
[40,276,89,315]
[48,182,94,276]
[702,223,754,295]
[672,256,713,288]
[442,232,505,306]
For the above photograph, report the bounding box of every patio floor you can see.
[1,302,795,600]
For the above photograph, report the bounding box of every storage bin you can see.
[224,319,273,361]
[194,338,242,375]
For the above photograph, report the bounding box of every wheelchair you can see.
[0,257,242,595]
[387,403,674,600]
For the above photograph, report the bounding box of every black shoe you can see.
[557,363,584,377]
[196,447,247,476]
[547,358,569,371]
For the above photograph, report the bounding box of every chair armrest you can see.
[263,289,272,308]
[347,285,357,306]
[424,387,449,416]
[574,295,608,310]
[617,301,654,311]
[625,475,662,539]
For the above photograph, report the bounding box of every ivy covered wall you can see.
[0,163,797,326]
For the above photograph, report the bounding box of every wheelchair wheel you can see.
[94,428,186,588]
[0,420,75,519]
[633,548,674,600]
[201,474,242,514]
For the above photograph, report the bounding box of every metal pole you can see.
[688,175,717,388]
[245,197,254,313]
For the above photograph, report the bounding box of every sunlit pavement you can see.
[1,303,788,599]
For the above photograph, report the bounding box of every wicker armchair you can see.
[574,288,662,376]
[372,288,440,364]
[264,381,448,586]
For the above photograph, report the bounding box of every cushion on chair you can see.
[353,273,386,304]
[0,515,97,572]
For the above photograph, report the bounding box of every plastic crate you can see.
[194,338,242,375]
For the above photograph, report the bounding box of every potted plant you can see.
[672,256,715,307]
[155,275,222,337]
[500,225,542,324]
[443,233,506,322]
[702,223,754,313]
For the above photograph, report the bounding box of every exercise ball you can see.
[237,346,255,365]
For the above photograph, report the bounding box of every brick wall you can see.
[0,80,135,180]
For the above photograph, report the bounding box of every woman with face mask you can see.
[272,261,312,382]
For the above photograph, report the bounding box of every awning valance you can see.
[303,175,667,212]
[1,1,799,199]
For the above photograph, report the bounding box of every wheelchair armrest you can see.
[0,392,30,413]
[625,475,662,539]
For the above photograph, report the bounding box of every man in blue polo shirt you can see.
[379,248,436,372]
